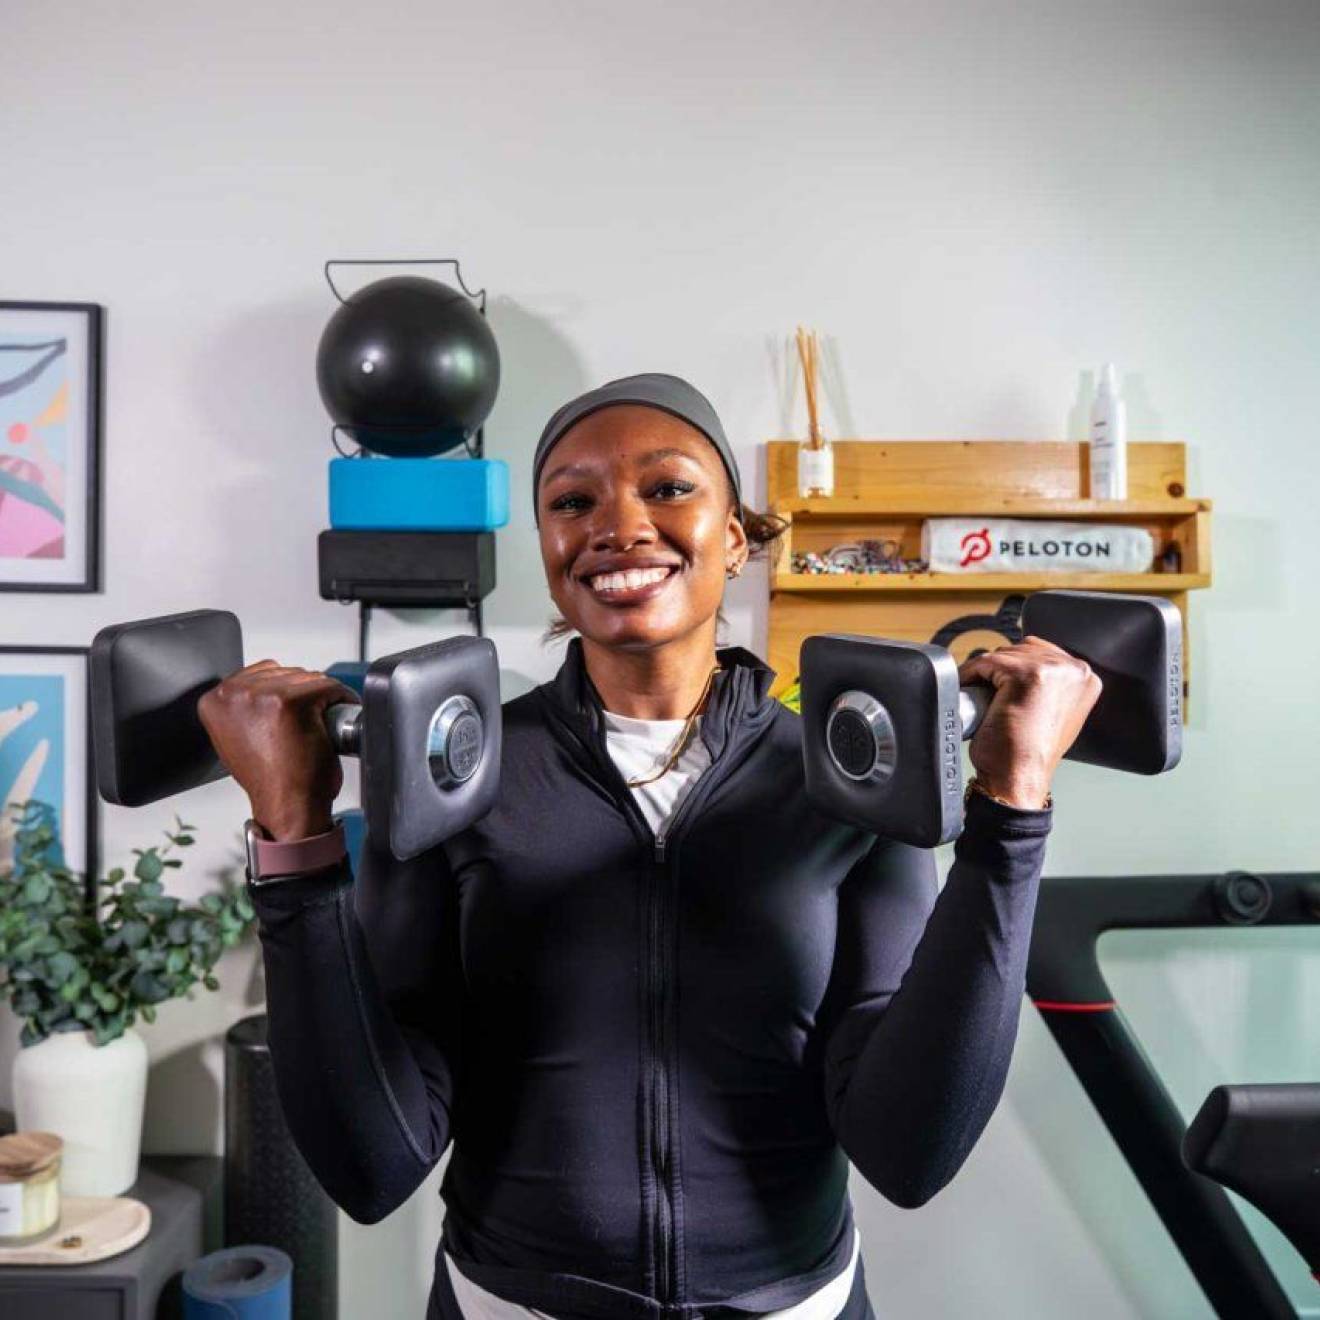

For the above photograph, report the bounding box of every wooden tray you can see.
[0,1195,151,1265]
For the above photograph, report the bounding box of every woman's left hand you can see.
[956,637,1104,810]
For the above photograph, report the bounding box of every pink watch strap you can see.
[248,821,348,882]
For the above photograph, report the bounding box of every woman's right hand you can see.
[197,661,362,841]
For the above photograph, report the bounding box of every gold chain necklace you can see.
[624,665,721,788]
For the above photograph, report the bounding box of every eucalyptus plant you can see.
[0,800,255,1048]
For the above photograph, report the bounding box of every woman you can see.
[204,373,1100,1319]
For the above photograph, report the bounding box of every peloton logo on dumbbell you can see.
[941,707,960,796]
[1168,643,1183,728]
[447,710,483,782]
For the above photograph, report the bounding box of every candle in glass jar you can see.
[0,1131,63,1243]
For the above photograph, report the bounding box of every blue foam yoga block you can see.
[325,660,369,696]
[329,456,509,531]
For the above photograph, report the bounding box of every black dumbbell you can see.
[90,610,500,860]
[801,590,1183,847]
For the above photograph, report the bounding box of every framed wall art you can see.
[0,646,97,897]
[0,301,103,592]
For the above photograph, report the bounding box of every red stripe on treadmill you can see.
[1032,1000,1117,1013]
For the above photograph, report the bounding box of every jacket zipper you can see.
[647,824,687,1301]
[645,777,726,1305]
[582,758,700,1304]
[539,690,765,1307]
[650,833,672,1300]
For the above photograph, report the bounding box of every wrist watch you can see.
[244,819,348,887]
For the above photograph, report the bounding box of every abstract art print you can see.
[0,647,97,896]
[0,302,103,591]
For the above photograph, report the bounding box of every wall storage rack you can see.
[764,440,1211,708]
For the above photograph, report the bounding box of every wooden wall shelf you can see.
[771,497,1210,519]
[763,440,1213,710]
[772,572,1210,594]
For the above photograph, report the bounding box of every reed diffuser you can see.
[795,326,834,498]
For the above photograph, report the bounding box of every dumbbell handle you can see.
[324,702,363,755]
[959,685,994,741]
[229,700,360,756]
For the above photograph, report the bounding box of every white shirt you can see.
[442,712,861,1317]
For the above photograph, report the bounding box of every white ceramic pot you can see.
[12,1027,148,1196]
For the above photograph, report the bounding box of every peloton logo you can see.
[959,528,993,567]
[959,526,1114,566]
[941,706,959,795]
[1168,643,1183,727]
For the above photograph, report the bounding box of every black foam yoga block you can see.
[318,529,496,607]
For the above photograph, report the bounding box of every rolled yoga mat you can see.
[184,1244,292,1319]
[225,1014,338,1320]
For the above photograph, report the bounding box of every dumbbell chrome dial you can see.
[826,691,898,783]
[428,694,483,789]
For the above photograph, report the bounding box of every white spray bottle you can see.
[1089,363,1128,501]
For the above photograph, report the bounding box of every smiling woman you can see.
[239,369,1070,1320]
[532,375,786,717]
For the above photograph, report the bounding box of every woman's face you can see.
[537,405,747,651]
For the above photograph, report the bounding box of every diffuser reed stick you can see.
[795,326,823,448]
[794,326,834,496]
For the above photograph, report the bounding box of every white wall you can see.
[2,1,1318,1315]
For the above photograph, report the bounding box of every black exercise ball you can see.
[315,275,500,457]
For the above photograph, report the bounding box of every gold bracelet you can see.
[965,776,1053,812]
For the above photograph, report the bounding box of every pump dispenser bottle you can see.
[1089,363,1128,500]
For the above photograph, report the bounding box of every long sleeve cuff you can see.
[246,854,355,907]
[954,786,1053,872]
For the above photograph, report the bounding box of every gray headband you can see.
[532,372,742,523]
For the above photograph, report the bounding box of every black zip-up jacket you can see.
[247,639,1053,1318]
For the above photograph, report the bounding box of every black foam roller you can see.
[225,1013,338,1320]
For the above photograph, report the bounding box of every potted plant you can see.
[0,800,254,1196]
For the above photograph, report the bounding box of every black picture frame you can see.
[0,301,104,593]
[0,645,99,904]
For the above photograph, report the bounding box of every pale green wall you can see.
[2,1,1317,1315]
